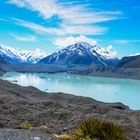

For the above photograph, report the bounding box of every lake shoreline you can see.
[1,71,140,110]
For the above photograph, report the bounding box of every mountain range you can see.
[0,44,47,64]
[0,42,140,70]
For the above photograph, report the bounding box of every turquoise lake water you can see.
[1,72,140,110]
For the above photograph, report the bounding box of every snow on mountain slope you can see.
[19,48,47,63]
[39,42,119,67]
[0,44,47,63]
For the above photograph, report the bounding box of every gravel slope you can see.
[0,79,140,140]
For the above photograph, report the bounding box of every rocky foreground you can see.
[0,80,140,140]
[0,129,53,140]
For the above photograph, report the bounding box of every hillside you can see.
[0,56,15,75]
[116,55,140,68]
[69,64,140,80]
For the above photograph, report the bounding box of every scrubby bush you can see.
[20,121,32,129]
[71,118,127,140]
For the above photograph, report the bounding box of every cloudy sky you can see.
[0,0,140,58]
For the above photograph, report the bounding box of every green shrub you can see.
[20,121,32,129]
[71,118,127,140]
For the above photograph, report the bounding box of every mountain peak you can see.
[68,42,96,49]
[34,48,43,53]
[39,42,119,67]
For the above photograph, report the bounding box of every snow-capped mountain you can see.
[39,42,119,67]
[18,48,47,63]
[0,44,47,63]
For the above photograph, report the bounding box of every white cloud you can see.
[8,0,26,7]
[8,0,121,24]
[106,45,117,58]
[8,0,60,19]
[115,40,140,44]
[12,18,107,35]
[7,0,122,35]
[48,24,107,35]
[61,11,122,25]
[54,35,97,48]
[129,53,140,56]
[13,18,48,34]
[10,33,37,42]
[107,45,113,51]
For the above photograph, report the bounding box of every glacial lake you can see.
[1,72,140,110]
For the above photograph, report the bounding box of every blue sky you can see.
[0,0,140,58]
